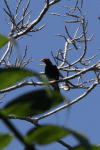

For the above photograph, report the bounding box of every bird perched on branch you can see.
[40,58,60,92]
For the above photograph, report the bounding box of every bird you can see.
[40,58,60,92]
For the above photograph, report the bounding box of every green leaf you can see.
[25,125,91,148]
[69,129,91,150]
[0,34,18,49]
[0,34,9,49]
[92,145,100,150]
[40,75,51,95]
[25,125,69,145]
[0,133,13,149]
[73,145,87,150]
[2,90,64,117]
[0,68,36,90]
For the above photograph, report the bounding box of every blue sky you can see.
[0,0,100,150]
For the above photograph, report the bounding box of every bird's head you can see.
[40,58,52,65]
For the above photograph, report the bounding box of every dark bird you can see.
[40,58,60,92]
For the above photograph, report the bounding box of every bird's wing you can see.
[53,65,59,80]
[45,63,60,92]
[48,65,60,92]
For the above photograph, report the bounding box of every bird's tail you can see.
[51,82,60,92]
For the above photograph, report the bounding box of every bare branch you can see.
[4,0,11,14]
[60,42,68,67]
[19,45,27,65]
[51,13,65,17]
[0,93,6,103]
[17,11,32,26]
[64,20,81,23]
[30,24,46,32]
[3,8,12,18]
[37,80,98,120]
[23,0,30,17]
[74,22,81,39]
[0,62,99,94]
[13,0,61,39]
[16,0,22,14]
[0,42,11,65]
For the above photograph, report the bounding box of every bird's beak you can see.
[40,59,44,62]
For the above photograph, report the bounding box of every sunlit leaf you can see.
[25,125,69,145]
[0,34,18,49]
[2,90,64,117]
[0,34,9,49]
[25,126,91,149]
[0,68,36,90]
[0,133,13,149]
